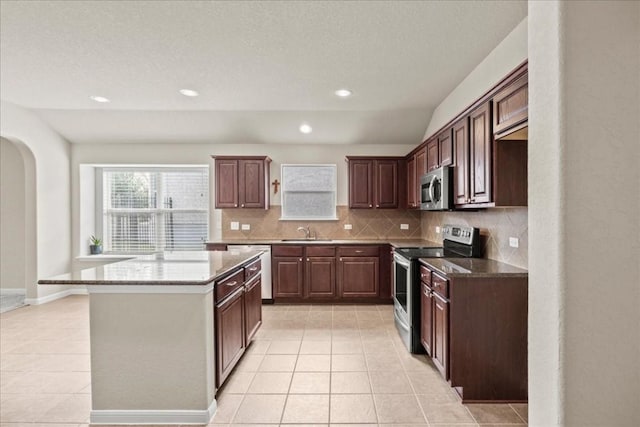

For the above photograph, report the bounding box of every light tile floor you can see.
[0,296,528,426]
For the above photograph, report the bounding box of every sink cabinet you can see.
[212,156,271,209]
[272,244,390,302]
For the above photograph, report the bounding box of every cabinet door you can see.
[493,74,528,137]
[421,283,433,355]
[432,292,449,380]
[374,160,398,208]
[348,160,373,208]
[406,155,417,208]
[216,289,245,387]
[426,139,439,171]
[215,159,239,208]
[438,129,453,167]
[453,117,470,205]
[238,159,265,208]
[469,103,492,204]
[244,276,262,343]
[306,257,336,298]
[273,257,304,298]
[338,256,379,297]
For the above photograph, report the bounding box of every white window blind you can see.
[281,164,337,220]
[102,167,209,253]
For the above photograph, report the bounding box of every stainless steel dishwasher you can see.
[226,245,272,301]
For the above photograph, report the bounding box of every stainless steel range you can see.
[392,225,480,353]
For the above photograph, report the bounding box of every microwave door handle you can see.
[428,175,437,203]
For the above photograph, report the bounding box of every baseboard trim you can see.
[25,287,88,305]
[90,400,217,425]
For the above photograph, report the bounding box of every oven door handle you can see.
[393,253,411,268]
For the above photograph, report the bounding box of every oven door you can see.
[392,253,412,350]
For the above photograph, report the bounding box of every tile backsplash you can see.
[221,206,422,240]
[421,208,528,268]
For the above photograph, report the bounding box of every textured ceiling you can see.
[0,0,527,144]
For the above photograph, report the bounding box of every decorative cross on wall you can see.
[272,179,280,194]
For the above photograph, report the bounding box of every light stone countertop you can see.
[419,257,528,278]
[38,249,263,286]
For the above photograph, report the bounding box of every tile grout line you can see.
[509,402,528,425]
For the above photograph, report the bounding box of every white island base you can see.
[88,286,217,425]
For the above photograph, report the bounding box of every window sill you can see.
[75,255,137,262]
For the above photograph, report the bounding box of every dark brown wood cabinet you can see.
[469,102,492,204]
[306,257,336,298]
[426,139,439,172]
[419,261,528,402]
[215,284,245,387]
[244,276,262,343]
[215,257,263,388]
[346,157,403,209]
[406,147,426,209]
[452,117,470,205]
[272,257,304,298]
[438,129,453,167]
[212,156,271,209]
[420,282,433,356]
[493,74,528,139]
[337,246,380,298]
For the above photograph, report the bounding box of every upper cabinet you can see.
[493,74,528,140]
[212,156,271,209]
[406,147,426,209]
[469,102,492,205]
[346,157,403,209]
[426,139,439,172]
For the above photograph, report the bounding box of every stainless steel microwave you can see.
[420,166,453,210]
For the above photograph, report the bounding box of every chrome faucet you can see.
[297,226,312,240]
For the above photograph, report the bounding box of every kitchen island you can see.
[38,249,263,425]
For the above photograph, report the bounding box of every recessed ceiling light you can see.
[179,89,199,97]
[299,123,313,134]
[89,95,110,103]
[335,89,352,98]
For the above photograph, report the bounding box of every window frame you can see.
[96,165,210,254]
[279,164,338,221]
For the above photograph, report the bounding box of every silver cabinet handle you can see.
[369,204,372,208]
[234,204,238,207]
[307,258,310,262]
[299,258,302,262]
[249,267,258,271]
[339,258,343,261]
[241,204,245,207]
[225,281,237,287]
[355,250,363,253]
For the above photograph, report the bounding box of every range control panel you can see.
[442,224,479,246]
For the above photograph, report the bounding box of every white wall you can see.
[529,1,640,425]
[0,138,26,291]
[423,17,528,140]
[0,101,72,300]
[71,142,415,255]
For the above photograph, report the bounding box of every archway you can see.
[0,136,37,311]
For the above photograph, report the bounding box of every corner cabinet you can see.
[212,156,271,209]
[346,157,404,209]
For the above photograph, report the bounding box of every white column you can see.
[528,1,640,425]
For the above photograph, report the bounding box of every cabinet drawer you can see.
[338,246,379,257]
[244,258,261,282]
[419,265,432,285]
[306,246,336,257]
[215,269,245,303]
[272,245,304,257]
[432,273,449,299]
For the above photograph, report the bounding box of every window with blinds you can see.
[101,167,209,253]
[281,164,337,220]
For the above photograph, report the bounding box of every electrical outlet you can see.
[400,224,409,230]
[435,226,441,234]
[344,224,353,230]
[241,224,250,231]
[509,237,519,248]
[230,221,239,231]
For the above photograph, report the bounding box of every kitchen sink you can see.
[280,239,333,242]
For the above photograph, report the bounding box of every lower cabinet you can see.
[420,282,433,355]
[244,276,262,342]
[215,257,263,388]
[215,287,245,387]
[272,244,387,302]
[432,292,449,380]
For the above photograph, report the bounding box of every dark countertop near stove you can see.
[419,257,528,278]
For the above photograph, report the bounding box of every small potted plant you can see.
[90,235,103,255]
